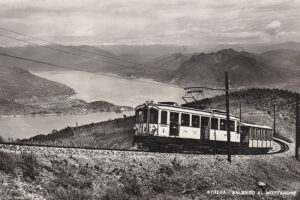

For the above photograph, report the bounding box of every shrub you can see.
[102,185,126,200]
[158,164,174,176]
[48,164,94,200]
[171,157,181,171]
[152,174,170,193]
[20,151,40,180]
[123,176,143,197]
[0,151,18,175]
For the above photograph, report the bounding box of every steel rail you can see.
[0,138,289,156]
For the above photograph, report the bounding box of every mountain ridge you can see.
[163,48,285,87]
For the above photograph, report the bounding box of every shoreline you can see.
[0,109,133,119]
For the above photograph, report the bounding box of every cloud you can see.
[266,20,281,29]
[265,20,281,35]
[0,0,299,46]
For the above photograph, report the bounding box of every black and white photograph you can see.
[0,0,300,199]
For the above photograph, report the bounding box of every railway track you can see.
[269,138,290,154]
[0,138,290,156]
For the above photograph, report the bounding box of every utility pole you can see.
[123,114,127,134]
[296,93,299,160]
[239,97,242,154]
[273,104,276,138]
[225,71,231,163]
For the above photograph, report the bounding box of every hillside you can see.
[142,53,191,71]
[0,65,76,116]
[0,65,75,100]
[22,116,135,149]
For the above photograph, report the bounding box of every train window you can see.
[254,128,257,139]
[161,111,167,124]
[253,128,257,139]
[230,121,235,131]
[143,108,148,123]
[219,119,235,131]
[135,109,143,123]
[149,108,158,124]
[211,118,218,130]
[170,112,179,123]
[257,129,261,140]
[220,119,226,130]
[181,113,190,126]
[192,115,200,127]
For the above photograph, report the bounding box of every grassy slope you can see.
[22,116,135,149]
[0,144,299,200]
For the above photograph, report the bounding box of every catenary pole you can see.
[296,93,299,160]
[273,104,276,138]
[225,71,231,163]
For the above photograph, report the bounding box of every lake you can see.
[0,70,185,139]
[34,70,185,106]
[0,111,133,139]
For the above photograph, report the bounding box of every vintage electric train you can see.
[133,101,273,154]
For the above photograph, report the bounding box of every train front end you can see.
[134,101,158,137]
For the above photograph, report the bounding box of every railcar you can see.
[240,122,273,154]
[133,101,273,154]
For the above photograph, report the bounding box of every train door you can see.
[201,117,210,140]
[240,126,249,143]
[169,112,179,136]
[135,108,143,135]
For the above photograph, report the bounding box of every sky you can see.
[0,0,299,46]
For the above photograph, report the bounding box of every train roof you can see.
[136,101,239,120]
[241,122,272,129]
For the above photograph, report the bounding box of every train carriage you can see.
[240,122,273,153]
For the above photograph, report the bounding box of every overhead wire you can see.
[0,34,164,75]
[0,52,182,89]
[0,26,170,72]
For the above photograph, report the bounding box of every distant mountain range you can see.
[260,49,300,71]
[207,41,300,54]
[1,42,299,91]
